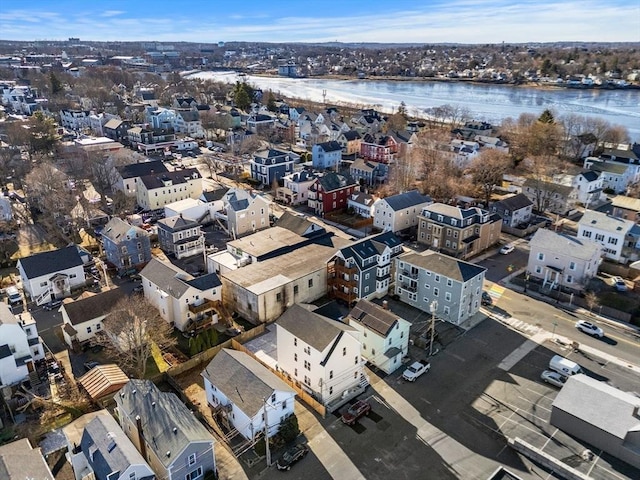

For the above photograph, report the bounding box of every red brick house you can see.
[360,134,399,164]
[308,172,359,216]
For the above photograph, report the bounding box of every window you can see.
[329,370,333,379]
[186,466,203,480]
[434,274,440,282]
[293,285,299,295]
[595,233,604,242]
[447,279,453,287]
[294,353,297,362]
[445,292,451,302]
[535,266,542,274]
[537,253,544,261]
[569,262,576,270]
[304,360,310,370]
[343,347,347,356]
[582,230,592,238]
[608,237,618,245]
[308,279,313,288]
[443,306,450,315]
[129,473,136,480]
[188,453,197,466]
[371,348,376,355]
[433,288,439,297]
[329,386,333,395]
[354,356,359,364]
[87,327,92,333]
[276,292,282,302]
[566,275,573,283]
[294,338,297,347]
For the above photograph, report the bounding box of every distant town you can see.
[1,37,640,480]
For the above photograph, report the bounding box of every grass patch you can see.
[151,342,170,373]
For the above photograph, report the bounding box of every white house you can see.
[347,192,378,218]
[527,229,602,291]
[275,304,367,411]
[61,288,126,349]
[277,170,320,206]
[0,305,44,387]
[202,349,296,441]
[572,171,605,207]
[577,210,635,263]
[491,193,534,228]
[372,190,432,233]
[114,160,169,198]
[0,196,12,221]
[17,245,88,305]
[140,258,221,332]
[224,189,271,238]
[345,299,410,374]
[136,168,203,212]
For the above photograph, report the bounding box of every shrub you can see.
[276,414,300,444]
[254,438,266,456]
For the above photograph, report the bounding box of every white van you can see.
[5,286,22,306]
[549,355,583,377]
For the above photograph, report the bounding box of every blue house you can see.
[102,218,152,273]
[312,141,343,170]
[250,149,295,186]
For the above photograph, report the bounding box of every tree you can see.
[49,72,64,95]
[265,90,277,112]
[469,150,510,206]
[585,291,599,313]
[96,296,176,377]
[27,111,58,155]
[201,153,222,180]
[233,82,254,111]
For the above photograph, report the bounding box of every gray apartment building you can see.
[417,203,502,259]
[395,250,486,326]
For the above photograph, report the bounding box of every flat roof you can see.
[229,226,307,258]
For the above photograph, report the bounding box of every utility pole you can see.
[263,397,271,467]
[429,300,438,356]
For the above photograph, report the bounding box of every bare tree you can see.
[96,295,176,378]
[469,149,511,206]
[201,153,222,180]
[585,291,599,313]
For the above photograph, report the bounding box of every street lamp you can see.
[429,300,438,356]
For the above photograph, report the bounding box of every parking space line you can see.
[516,395,552,413]
[586,450,602,478]
[541,428,558,450]
[498,409,517,430]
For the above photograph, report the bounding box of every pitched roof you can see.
[338,232,403,268]
[158,214,199,232]
[317,172,356,192]
[202,349,295,417]
[275,212,325,237]
[341,130,361,141]
[140,259,191,299]
[185,272,222,290]
[0,438,54,480]
[81,412,151,480]
[0,303,18,327]
[102,217,146,242]
[117,160,168,179]
[611,195,640,212]
[139,168,201,190]
[493,193,533,211]
[552,374,640,440]
[176,109,199,122]
[529,228,601,260]
[103,118,123,130]
[276,304,356,352]
[115,380,213,468]
[399,251,486,282]
[578,210,634,234]
[18,245,84,279]
[62,288,126,326]
[381,189,432,211]
[579,170,600,182]
[316,140,342,152]
[347,299,400,337]
[201,187,229,203]
[78,364,129,400]
[588,162,628,175]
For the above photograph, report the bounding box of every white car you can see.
[575,320,604,338]
[499,244,515,255]
[541,370,567,388]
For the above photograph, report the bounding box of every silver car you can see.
[541,370,567,388]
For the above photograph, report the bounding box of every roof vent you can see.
[152,401,156,408]
[166,451,171,457]
[132,389,137,394]
[173,427,178,434]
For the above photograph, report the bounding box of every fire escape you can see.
[327,259,358,305]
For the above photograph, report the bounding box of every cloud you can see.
[101,10,125,18]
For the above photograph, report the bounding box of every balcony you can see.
[327,262,357,287]
[400,283,417,293]
[188,299,217,314]
[402,269,418,279]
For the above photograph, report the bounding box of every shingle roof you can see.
[115,380,213,468]
[611,195,640,212]
[529,228,601,260]
[276,304,356,353]
[588,162,628,175]
[102,217,146,242]
[338,232,402,268]
[0,438,54,480]
[399,251,486,282]
[139,168,201,190]
[493,193,533,212]
[275,212,325,237]
[177,109,199,122]
[158,214,199,232]
[140,259,191,299]
[201,187,229,202]
[578,210,634,234]
[186,272,222,290]
[317,140,342,152]
[202,349,295,417]
[382,189,432,211]
[62,288,126,326]
[579,170,600,182]
[18,245,84,279]
[342,130,361,141]
[347,299,400,337]
[117,160,168,179]
[317,172,356,192]
[103,118,123,130]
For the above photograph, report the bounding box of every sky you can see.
[1,1,638,44]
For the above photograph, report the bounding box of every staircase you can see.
[28,370,41,386]
[359,373,370,390]
[34,289,51,306]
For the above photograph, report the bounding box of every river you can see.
[187,71,640,141]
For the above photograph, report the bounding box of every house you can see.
[102,218,152,273]
[61,288,126,349]
[522,178,578,215]
[277,170,320,206]
[474,135,508,151]
[140,259,221,332]
[491,193,534,228]
[349,158,388,186]
[0,195,12,221]
[145,107,177,130]
[127,127,177,155]
[395,250,486,326]
[327,232,404,305]
[345,299,410,374]
[275,303,366,410]
[347,192,378,218]
[250,149,296,186]
[0,305,44,387]
[60,109,91,130]
[136,168,203,212]
[527,229,602,291]
[174,109,204,138]
[115,379,216,480]
[337,130,362,155]
[221,238,348,324]
[308,172,359,216]
[114,160,169,197]
[417,203,502,259]
[64,410,155,480]
[551,374,640,469]
[224,189,271,238]
[372,190,433,234]
[360,134,398,164]
[202,349,296,440]
[246,113,275,133]
[17,245,87,305]
[0,438,54,480]
[577,210,635,263]
[585,161,633,194]
[572,171,604,207]
[312,141,343,170]
[611,195,640,223]
[157,214,204,259]
[103,118,132,143]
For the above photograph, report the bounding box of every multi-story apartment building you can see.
[101,218,151,273]
[491,193,533,228]
[308,172,359,216]
[0,305,44,387]
[250,149,296,186]
[417,203,502,259]
[372,190,432,234]
[337,130,362,155]
[312,141,343,170]
[136,168,203,211]
[577,210,636,263]
[157,214,204,259]
[277,170,320,206]
[395,250,486,326]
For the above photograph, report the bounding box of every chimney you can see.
[382,300,389,310]
[135,415,147,460]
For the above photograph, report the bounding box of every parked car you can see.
[341,399,372,425]
[612,277,627,292]
[42,299,63,311]
[575,320,604,338]
[276,443,309,471]
[541,370,567,388]
[499,244,515,255]
[224,327,242,337]
[132,285,144,294]
[481,291,493,306]
[83,361,100,372]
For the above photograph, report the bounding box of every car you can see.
[224,327,242,337]
[499,244,515,255]
[575,320,604,338]
[276,443,309,471]
[132,285,144,294]
[541,370,567,388]
[481,291,493,306]
[83,361,100,372]
[42,299,63,311]
[341,399,371,425]
[613,277,627,292]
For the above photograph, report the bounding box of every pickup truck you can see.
[402,360,431,382]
